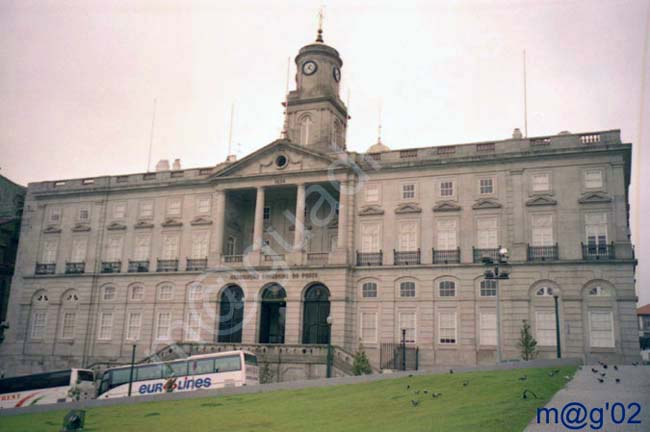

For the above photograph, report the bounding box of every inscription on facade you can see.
[229,272,318,281]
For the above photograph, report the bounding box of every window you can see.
[159,284,174,301]
[436,220,457,250]
[130,285,144,301]
[361,223,381,252]
[48,207,62,224]
[479,178,494,195]
[156,312,171,340]
[360,312,377,343]
[112,202,127,219]
[584,169,603,189]
[31,311,47,339]
[139,201,154,219]
[439,180,454,198]
[105,237,123,262]
[137,365,162,381]
[476,217,498,248]
[196,196,211,214]
[191,232,209,259]
[78,204,91,222]
[188,284,203,301]
[61,312,75,339]
[439,280,456,297]
[531,214,554,246]
[399,311,416,343]
[186,312,201,341]
[167,197,182,217]
[479,312,497,345]
[226,236,237,256]
[532,173,550,192]
[400,281,416,298]
[365,184,380,203]
[133,234,151,260]
[398,221,418,251]
[480,279,497,297]
[263,207,271,222]
[589,311,614,348]
[438,311,457,344]
[585,213,608,247]
[161,234,179,260]
[70,238,87,262]
[361,282,378,298]
[402,183,416,200]
[102,285,116,301]
[126,312,142,341]
[41,239,59,264]
[588,286,609,297]
[300,116,313,145]
[535,310,556,346]
[536,286,554,297]
[98,312,113,340]
[190,358,215,375]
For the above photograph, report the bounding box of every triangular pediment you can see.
[213,140,339,178]
[190,216,213,226]
[359,205,385,216]
[526,195,557,207]
[43,225,61,234]
[106,222,127,231]
[161,218,182,227]
[71,223,91,232]
[578,192,612,204]
[472,198,502,210]
[134,220,154,229]
[433,201,462,212]
[395,203,422,214]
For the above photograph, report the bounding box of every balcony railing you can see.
[432,248,461,264]
[187,258,208,271]
[65,262,85,274]
[473,247,500,263]
[356,251,383,266]
[582,242,616,260]
[157,259,179,272]
[307,252,329,265]
[394,249,421,265]
[101,261,122,273]
[128,260,150,273]
[35,263,56,275]
[527,244,559,261]
[223,255,244,264]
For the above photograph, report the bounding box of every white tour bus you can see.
[98,350,259,399]
[0,368,95,409]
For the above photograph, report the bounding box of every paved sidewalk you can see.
[526,365,650,432]
[0,358,579,417]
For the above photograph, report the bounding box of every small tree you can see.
[518,320,538,360]
[352,343,373,375]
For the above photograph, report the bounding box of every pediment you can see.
[359,205,385,216]
[161,218,183,227]
[71,223,91,232]
[106,222,127,231]
[43,225,61,234]
[472,198,502,210]
[190,216,213,226]
[526,195,557,207]
[578,192,612,204]
[134,220,154,229]
[395,203,422,214]
[433,201,462,212]
[213,140,338,178]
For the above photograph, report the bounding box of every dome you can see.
[367,139,390,154]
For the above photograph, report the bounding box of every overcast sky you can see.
[1,0,649,303]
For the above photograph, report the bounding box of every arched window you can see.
[188,283,203,301]
[361,282,378,298]
[536,286,554,297]
[63,291,79,304]
[480,280,497,297]
[30,291,49,339]
[300,115,313,145]
[399,281,416,298]
[102,285,116,302]
[60,290,78,340]
[439,280,456,297]
[130,284,144,301]
[588,286,609,297]
[158,284,174,301]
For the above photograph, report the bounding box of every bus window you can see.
[164,361,188,378]
[244,354,258,366]
[190,358,214,375]
[136,364,162,381]
[215,355,241,373]
[111,369,132,389]
[77,370,95,382]
[46,370,72,388]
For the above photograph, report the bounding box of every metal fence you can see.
[380,343,419,371]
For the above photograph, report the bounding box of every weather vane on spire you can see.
[316,6,325,42]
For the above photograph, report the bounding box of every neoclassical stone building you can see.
[0,30,640,377]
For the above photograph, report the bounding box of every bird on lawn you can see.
[463,380,469,387]
[449,369,454,374]
[522,389,538,400]
[597,378,604,383]
[615,378,621,383]
[600,372,606,378]
[432,392,442,398]
[408,374,413,378]
[564,376,572,380]
[603,364,608,369]
[613,365,618,371]
[423,390,429,394]
[414,390,420,395]
[406,385,410,390]
[411,399,420,407]
[519,375,527,381]
[591,368,599,373]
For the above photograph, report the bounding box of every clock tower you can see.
[285,25,348,152]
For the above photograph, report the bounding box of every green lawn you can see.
[1,366,576,432]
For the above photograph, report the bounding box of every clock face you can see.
[302,60,318,76]
[333,66,341,83]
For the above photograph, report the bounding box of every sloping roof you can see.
[637,304,650,316]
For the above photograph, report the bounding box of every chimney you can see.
[172,158,181,170]
[512,128,523,139]
[155,159,170,172]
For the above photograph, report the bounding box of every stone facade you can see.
[0,33,640,378]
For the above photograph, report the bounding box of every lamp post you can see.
[553,294,562,358]
[326,315,333,378]
[401,328,407,371]
[483,247,511,364]
[127,344,136,397]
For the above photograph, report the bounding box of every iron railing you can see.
[380,343,419,371]
[128,260,149,273]
[157,259,179,272]
[65,262,85,274]
[527,244,559,261]
[473,247,500,263]
[101,261,121,273]
[35,263,55,275]
[356,251,383,266]
[581,242,615,260]
[223,255,244,263]
[432,248,461,264]
[186,258,207,271]
[394,249,421,265]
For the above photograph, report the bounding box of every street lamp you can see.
[483,247,511,363]
[326,315,333,378]
[553,294,562,359]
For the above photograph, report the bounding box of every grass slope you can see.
[1,366,576,432]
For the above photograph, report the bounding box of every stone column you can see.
[337,181,348,249]
[293,183,306,251]
[212,190,226,265]
[252,186,265,252]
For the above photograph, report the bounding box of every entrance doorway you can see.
[217,285,244,343]
[259,284,286,344]
[302,283,331,344]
